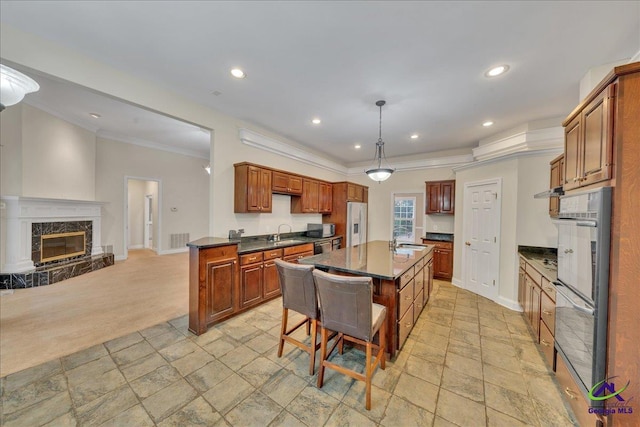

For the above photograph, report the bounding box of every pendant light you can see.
[0,64,40,112]
[365,100,394,182]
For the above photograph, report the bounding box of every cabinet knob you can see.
[542,309,553,315]
[465,241,471,246]
[564,388,577,400]
[541,339,551,347]
[564,249,573,254]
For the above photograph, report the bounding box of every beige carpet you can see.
[0,249,189,377]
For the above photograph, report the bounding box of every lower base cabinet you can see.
[556,354,601,427]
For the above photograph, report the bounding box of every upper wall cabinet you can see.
[426,180,455,214]
[563,84,615,191]
[234,163,272,213]
[346,183,367,202]
[549,154,564,217]
[272,171,303,195]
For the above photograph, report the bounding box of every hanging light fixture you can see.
[365,100,394,182]
[0,64,40,112]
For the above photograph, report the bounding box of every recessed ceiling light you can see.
[485,65,510,77]
[311,118,321,125]
[230,68,246,79]
[410,134,419,139]
[354,144,361,149]
[89,113,101,119]
[483,121,494,127]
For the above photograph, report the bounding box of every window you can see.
[393,196,416,242]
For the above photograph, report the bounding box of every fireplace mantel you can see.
[1,196,107,273]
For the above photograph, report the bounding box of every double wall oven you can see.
[554,187,612,404]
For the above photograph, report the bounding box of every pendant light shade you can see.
[365,100,394,182]
[0,65,40,112]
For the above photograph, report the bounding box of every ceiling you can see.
[1,1,639,166]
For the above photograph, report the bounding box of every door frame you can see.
[124,176,162,259]
[144,194,153,249]
[461,177,502,301]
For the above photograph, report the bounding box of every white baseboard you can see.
[496,295,522,312]
[451,277,465,290]
[115,255,127,261]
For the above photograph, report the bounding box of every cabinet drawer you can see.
[541,277,556,302]
[400,267,415,289]
[525,263,542,286]
[398,303,414,349]
[556,354,598,427]
[539,322,555,369]
[423,240,453,250]
[263,248,283,261]
[201,245,238,261]
[398,279,414,318]
[414,257,424,271]
[540,291,556,333]
[414,290,424,319]
[283,243,314,256]
[240,252,263,265]
[414,274,424,299]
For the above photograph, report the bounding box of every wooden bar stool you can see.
[312,269,386,410]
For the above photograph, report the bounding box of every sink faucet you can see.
[276,224,292,242]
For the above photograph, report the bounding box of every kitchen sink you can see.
[397,244,427,250]
[273,239,305,246]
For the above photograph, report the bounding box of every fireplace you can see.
[41,231,86,263]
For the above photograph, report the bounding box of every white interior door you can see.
[463,180,500,301]
[144,195,153,249]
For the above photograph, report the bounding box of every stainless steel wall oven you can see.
[554,187,612,405]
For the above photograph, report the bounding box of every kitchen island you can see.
[300,240,434,357]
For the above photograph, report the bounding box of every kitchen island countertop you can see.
[299,240,433,281]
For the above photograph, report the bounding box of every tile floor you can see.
[0,281,578,426]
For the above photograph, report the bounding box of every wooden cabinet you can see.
[425,180,455,214]
[549,154,564,217]
[272,171,303,195]
[318,182,333,214]
[322,182,368,242]
[291,180,332,214]
[397,250,433,349]
[347,183,366,202]
[518,257,526,309]
[234,163,272,213]
[282,243,314,264]
[239,248,285,309]
[556,354,599,427]
[189,245,238,335]
[562,84,615,191]
[421,240,453,280]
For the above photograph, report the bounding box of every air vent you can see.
[170,233,190,249]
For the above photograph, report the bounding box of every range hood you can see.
[534,186,564,199]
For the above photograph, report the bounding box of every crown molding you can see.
[24,99,101,133]
[238,128,348,174]
[630,50,640,63]
[473,126,564,162]
[346,153,474,176]
[453,147,563,172]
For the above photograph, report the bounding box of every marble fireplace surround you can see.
[1,196,105,274]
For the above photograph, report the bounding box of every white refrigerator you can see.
[346,202,367,247]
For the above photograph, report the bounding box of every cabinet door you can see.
[531,284,541,342]
[263,260,281,299]
[318,182,333,213]
[259,168,272,212]
[518,267,526,309]
[424,258,433,306]
[289,175,303,194]
[563,116,582,191]
[240,263,263,309]
[524,275,533,322]
[246,165,263,212]
[440,181,455,214]
[347,183,363,202]
[549,158,561,217]
[302,179,319,213]
[426,183,441,214]
[581,85,614,187]
[272,171,303,195]
[437,248,453,279]
[206,258,236,321]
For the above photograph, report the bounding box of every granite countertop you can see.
[424,232,454,242]
[518,246,558,282]
[299,240,433,281]
[187,234,343,254]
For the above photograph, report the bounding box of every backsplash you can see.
[425,214,455,234]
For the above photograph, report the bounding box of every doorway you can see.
[125,177,161,259]
[462,178,501,301]
[392,192,424,244]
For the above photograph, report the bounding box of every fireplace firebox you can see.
[41,231,86,263]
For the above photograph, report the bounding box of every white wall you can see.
[0,105,23,196]
[95,137,209,259]
[21,104,96,200]
[453,152,560,309]
[361,167,456,242]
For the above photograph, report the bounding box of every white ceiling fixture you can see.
[311,118,321,124]
[482,121,494,127]
[354,144,361,149]
[230,68,246,79]
[89,112,101,118]
[0,64,40,111]
[485,65,510,77]
[410,134,419,139]
[365,100,394,183]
